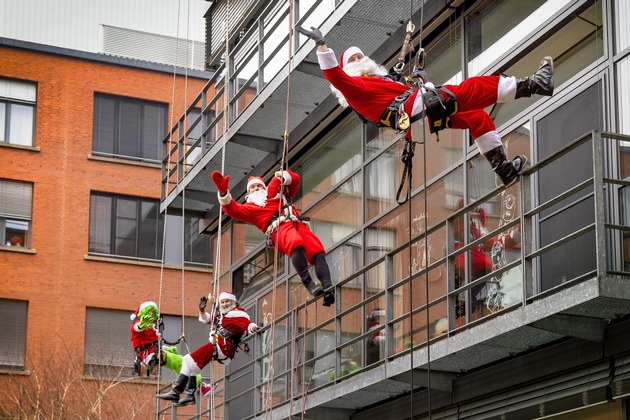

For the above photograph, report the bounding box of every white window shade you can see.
[0,179,33,219]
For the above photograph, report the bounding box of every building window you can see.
[0,78,36,146]
[0,179,32,248]
[0,299,28,370]
[84,307,131,376]
[92,93,167,162]
[84,307,210,378]
[88,192,163,260]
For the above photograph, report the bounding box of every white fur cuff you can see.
[248,323,258,334]
[218,190,232,205]
[317,49,338,70]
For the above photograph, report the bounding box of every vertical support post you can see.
[592,130,608,277]
[520,157,533,301]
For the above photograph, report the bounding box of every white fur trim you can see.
[224,308,251,320]
[133,323,143,332]
[497,76,517,103]
[316,49,338,70]
[182,354,200,376]
[130,314,137,321]
[248,323,258,334]
[276,170,292,185]
[246,177,266,191]
[218,190,232,205]
[219,291,237,302]
[475,131,503,154]
[199,311,212,324]
[340,46,363,68]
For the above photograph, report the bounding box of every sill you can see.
[0,142,40,152]
[1,245,36,254]
[84,253,212,273]
[0,368,30,376]
[81,374,165,385]
[88,154,161,169]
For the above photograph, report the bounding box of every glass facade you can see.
[183,0,630,417]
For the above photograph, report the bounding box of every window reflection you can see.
[494,2,603,127]
[304,173,362,250]
[296,122,362,209]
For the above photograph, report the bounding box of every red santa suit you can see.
[129,301,160,365]
[315,48,518,152]
[218,170,326,263]
[188,305,257,369]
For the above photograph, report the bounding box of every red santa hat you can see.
[130,300,158,321]
[246,176,266,191]
[340,46,364,68]
[368,308,386,321]
[218,291,238,303]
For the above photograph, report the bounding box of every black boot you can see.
[322,291,335,307]
[515,56,554,98]
[483,146,528,187]
[302,277,324,297]
[313,252,335,307]
[157,373,188,402]
[175,375,197,407]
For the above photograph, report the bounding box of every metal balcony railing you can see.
[167,130,628,419]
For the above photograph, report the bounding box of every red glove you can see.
[211,171,230,195]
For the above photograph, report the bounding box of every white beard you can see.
[331,56,389,108]
[219,302,236,315]
[246,189,267,207]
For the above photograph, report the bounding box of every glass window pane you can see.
[304,173,362,250]
[618,57,630,136]
[92,95,116,154]
[295,122,362,209]
[0,102,6,142]
[466,0,549,75]
[614,0,630,53]
[119,100,141,158]
[4,219,28,247]
[89,194,112,254]
[84,308,131,374]
[138,200,160,259]
[0,299,27,369]
[141,103,165,161]
[494,2,603,127]
[115,197,138,257]
[9,103,34,146]
[537,84,601,291]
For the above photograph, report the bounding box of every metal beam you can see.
[531,313,606,343]
[391,369,455,392]
[232,132,281,154]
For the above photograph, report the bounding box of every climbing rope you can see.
[209,1,232,419]
[157,0,187,393]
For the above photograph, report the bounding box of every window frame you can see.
[0,298,28,370]
[0,78,36,147]
[0,179,33,249]
[88,191,164,261]
[92,93,168,163]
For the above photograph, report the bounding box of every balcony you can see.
[158,130,630,418]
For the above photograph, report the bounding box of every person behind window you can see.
[298,26,554,187]
[453,198,520,320]
[211,170,335,307]
[366,308,386,365]
[157,291,258,407]
[9,235,23,247]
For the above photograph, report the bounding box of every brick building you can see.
[0,39,214,419]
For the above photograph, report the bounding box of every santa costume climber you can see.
[366,308,386,365]
[129,300,160,375]
[297,26,555,187]
[157,291,257,407]
[211,169,335,307]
